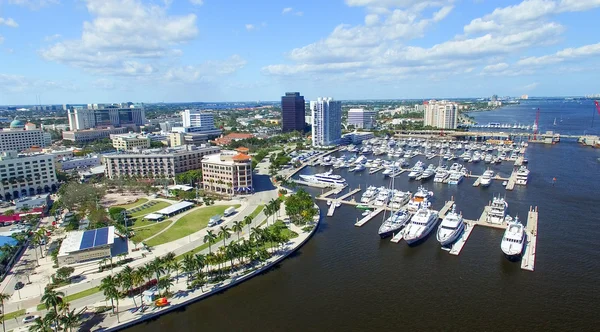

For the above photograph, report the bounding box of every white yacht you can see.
[360,186,379,203]
[480,169,494,187]
[484,154,493,163]
[436,205,465,246]
[434,169,449,183]
[447,171,464,185]
[501,216,526,259]
[378,209,412,239]
[516,166,530,185]
[350,164,366,172]
[403,208,440,245]
[472,151,481,163]
[374,189,391,206]
[389,190,411,209]
[299,170,346,187]
[382,166,400,176]
[486,196,508,224]
[420,165,436,180]
[406,186,433,212]
[407,165,424,179]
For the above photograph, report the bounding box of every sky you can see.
[1,0,600,105]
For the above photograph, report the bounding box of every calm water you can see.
[127,101,600,331]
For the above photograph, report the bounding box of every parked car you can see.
[22,315,40,324]
[71,275,85,282]
[14,281,24,290]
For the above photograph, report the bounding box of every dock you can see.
[327,202,337,217]
[390,231,404,243]
[505,170,518,190]
[369,167,384,174]
[427,154,436,160]
[521,207,539,271]
[472,176,482,187]
[320,185,347,199]
[438,200,455,219]
[354,208,384,227]
[515,156,525,166]
[449,222,475,255]
[337,188,361,201]
[390,169,408,177]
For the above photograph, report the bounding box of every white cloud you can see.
[0,18,19,28]
[523,82,539,90]
[164,55,247,83]
[6,0,59,9]
[92,78,116,90]
[189,0,203,5]
[40,0,198,76]
[0,73,78,93]
[245,24,255,31]
[44,34,62,42]
[282,7,303,16]
[517,42,600,66]
[482,62,509,72]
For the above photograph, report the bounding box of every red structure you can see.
[533,108,540,140]
[595,100,600,115]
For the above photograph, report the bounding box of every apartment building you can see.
[0,119,52,152]
[111,133,151,151]
[201,150,253,195]
[103,145,220,179]
[424,100,458,129]
[0,151,58,201]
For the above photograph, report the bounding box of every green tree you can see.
[0,293,10,332]
[118,266,137,308]
[28,316,52,332]
[182,254,196,286]
[157,277,173,297]
[60,309,81,332]
[41,289,64,329]
[243,215,253,236]
[231,221,244,241]
[99,275,120,320]
[218,225,231,252]
[203,230,217,254]
[55,266,75,282]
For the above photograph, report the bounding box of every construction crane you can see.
[593,100,600,127]
[533,108,540,140]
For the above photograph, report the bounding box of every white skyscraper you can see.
[182,110,215,131]
[311,97,342,147]
[424,100,457,129]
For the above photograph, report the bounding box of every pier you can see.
[354,208,384,227]
[390,169,408,177]
[320,185,348,199]
[449,222,475,256]
[337,188,362,201]
[521,207,539,271]
[327,202,337,217]
[438,200,455,219]
[505,170,518,191]
[369,167,384,174]
[390,231,403,243]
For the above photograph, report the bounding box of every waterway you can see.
[126,100,600,331]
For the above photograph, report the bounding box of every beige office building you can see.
[104,145,219,179]
[424,100,458,129]
[0,119,52,152]
[201,150,253,195]
[111,133,151,151]
[0,151,58,201]
[62,127,128,142]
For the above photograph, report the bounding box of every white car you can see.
[22,315,40,324]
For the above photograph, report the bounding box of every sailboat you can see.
[378,176,411,239]
[553,118,557,126]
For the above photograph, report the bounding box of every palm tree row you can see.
[97,221,295,317]
[24,288,82,332]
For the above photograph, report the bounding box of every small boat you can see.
[335,201,341,207]
[502,181,508,186]
[327,200,332,206]
[356,204,373,210]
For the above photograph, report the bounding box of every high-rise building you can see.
[424,100,457,129]
[311,97,342,147]
[67,104,146,130]
[201,150,253,195]
[181,110,215,131]
[0,151,58,200]
[0,119,52,151]
[347,108,377,129]
[281,92,306,132]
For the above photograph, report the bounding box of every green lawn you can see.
[131,220,173,243]
[3,308,25,320]
[146,205,240,247]
[129,201,171,218]
[248,205,265,220]
[36,286,102,310]
[115,198,148,209]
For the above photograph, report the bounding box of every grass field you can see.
[131,221,173,243]
[3,308,26,320]
[129,201,171,218]
[36,286,102,310]
[248,205,265,220]
[115,198,148,209]
[146,204,240,247]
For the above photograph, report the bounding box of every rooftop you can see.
[156,201,194,215]
[58,226,115,256]
[104,144,217,157]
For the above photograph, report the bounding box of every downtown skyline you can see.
[1,0,600,104]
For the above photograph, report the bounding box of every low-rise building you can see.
[213,133,254,146]
[201,150,253,195]
[57,226,115,265]
[111,133,151,151]
[104,145,220,179]
[0,151,58,201]
[62,127,128,142]
[56,155,101,171]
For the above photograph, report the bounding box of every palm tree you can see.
[218,225,231,251]
[243,215,253,235]
[163,252,176,277]
[170,260,182,283]
[250,227,263,243]
[60,309,81,332]
[99,275,120,321]
[0,293,10,332]
[29,316,51,332]
[203,230,217,254]
[263,204,272,227]
[41,289,64,330]
[194,254,205,275]
[157,277,173,297]
[2,210,14,217]
[150,257,165,281]
[118,266,137,307]
[182,254,196,286]
[132,269,145,309]
[231,221,244,241]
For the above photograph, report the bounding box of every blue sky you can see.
[1,0,600,104]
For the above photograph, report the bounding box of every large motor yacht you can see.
[480,169,494,187]
[516,166,530,185]
[406,186,433,212]
[299,170,346,186]
[360,186,379,203]
[403,208,440,245]
[486,196,508,224]
[436,205,465,246]
[501,216,526,260]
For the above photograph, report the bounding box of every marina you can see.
[354,208,384,227]
[521,207,539,272]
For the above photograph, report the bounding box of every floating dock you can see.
[505,170,518,191]
[390,169,408,177]
[369,167,384,174]
[354,208,384,227]
[521,206,539,271]
[438,200,455,219]
[390,231,404,243]
[320,185,347,198]
[472,176,482,187]
[326,202,337,217]
[337,188,361,201]
[449,222,475,256]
